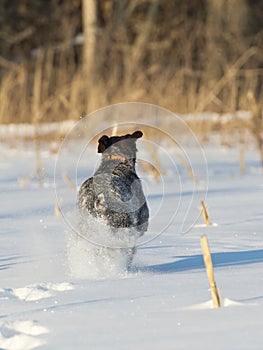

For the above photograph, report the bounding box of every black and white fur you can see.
[77,130,149,269]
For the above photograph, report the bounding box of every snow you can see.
[0,120,75,142]
[1,123,263,349]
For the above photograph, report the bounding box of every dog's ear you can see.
[131,130,143,139]
[98,135,109,153]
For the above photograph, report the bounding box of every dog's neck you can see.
[107,154,132,166]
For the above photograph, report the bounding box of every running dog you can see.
[77,130,149,268]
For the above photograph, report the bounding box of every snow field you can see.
[0,135,263,349]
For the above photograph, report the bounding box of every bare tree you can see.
[81,0,98,112]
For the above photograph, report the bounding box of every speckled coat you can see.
[77,131,149,236]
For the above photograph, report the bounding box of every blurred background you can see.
[0,0,262,125]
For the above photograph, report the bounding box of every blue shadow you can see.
[0,256,21,271]
[141,249,263,274]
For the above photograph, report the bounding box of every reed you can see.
[0,45,261,126]
[200,200,211,226]
[201,235,221,308]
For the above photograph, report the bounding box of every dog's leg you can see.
[94,193,107,214]
[126,247,136,270]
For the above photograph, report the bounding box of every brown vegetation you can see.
[0,0,262,126]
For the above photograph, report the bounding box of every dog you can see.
[77,130,149,269]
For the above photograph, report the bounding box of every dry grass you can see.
[0,44,262,126]
[0,42,262,174]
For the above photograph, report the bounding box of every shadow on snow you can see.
[140,249,263,274]
[0,256,22,271]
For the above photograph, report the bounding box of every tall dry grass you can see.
[0,45,262,125]
[0,20,262,176]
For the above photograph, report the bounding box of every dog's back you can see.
[77,131,149,236]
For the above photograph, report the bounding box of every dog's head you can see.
[98,131,143,160]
